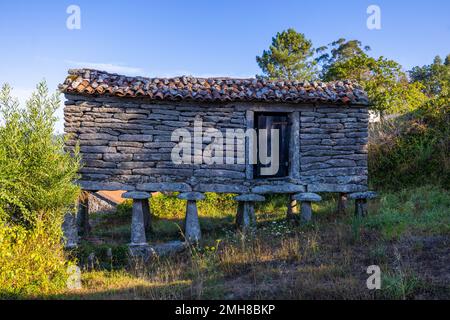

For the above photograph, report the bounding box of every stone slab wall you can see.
[298,106,369,193]
[64,95,368,193]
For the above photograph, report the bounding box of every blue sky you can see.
[0,0,449,132]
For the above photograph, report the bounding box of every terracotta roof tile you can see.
[59,69,369,105]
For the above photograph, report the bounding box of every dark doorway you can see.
[254,113,290,178]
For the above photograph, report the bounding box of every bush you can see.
[0,222,72,297]
[0,82,80,297]
[369,100,449,189]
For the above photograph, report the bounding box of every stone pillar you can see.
[178,192,205,243]
[355,199,368,217]
[301,201,313,222]
[76,192,91,237]
[286,194,299,220]
[336,193,348,215]
[348,192,378,218]
[122,191,152,246]
[62,211,78,248]
[234,194,265,231]
[292,192,322,223]
[142,197,152,232]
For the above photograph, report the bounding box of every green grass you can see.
[364,185,450,239]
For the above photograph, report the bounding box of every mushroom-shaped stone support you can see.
[292,192,322,222]
[178,192,205,243]
[122,191,152,246]
[348,191,378,217]
[234,194,265,231]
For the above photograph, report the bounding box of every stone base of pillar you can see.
[236,202,256,231]
[131,199,148,245]
[178,192,205,243]
[292,193,322,223]
[128,243,153,262]
[301,201,312,222]
[142,199,152,233]
[185,200,202,242]
[129,241,188,262]
[355,199,368,217]
[122,192,152,247]
[62,212,78,248]
[234,194,265,232]
[76,193,91,237]
[348,191,378,218]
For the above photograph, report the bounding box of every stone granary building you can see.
[60,68,376,250]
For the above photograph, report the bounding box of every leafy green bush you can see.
[0,82,80,297]
[0,221,73,297]
[369,100,449,189]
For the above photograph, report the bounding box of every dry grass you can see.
[40,186,450,300]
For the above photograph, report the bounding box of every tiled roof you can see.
[59,69,369,105]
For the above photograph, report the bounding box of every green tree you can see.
[0,81,80,228]
[409,54,450,97]
[316,38,371,78]
[256,28,317,80]
[0,81,80,296]
[322,52,427,115]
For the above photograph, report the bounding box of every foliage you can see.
[323,53,427,114]
[316,38,371,78]
[256,28,317,81]
[0,82,80,297]
[410,55,450,97]
[0,82,80,227]
[369,100,449,189]
[0,220,72,297]
[257,32,429,115]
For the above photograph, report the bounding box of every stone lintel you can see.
[178,192,205,201]
[348,191,378,200]
[137,182,192,193]
[251,183,305,194]
[234,193,266,202]
[78,181,135,191]
[122,191,152,200]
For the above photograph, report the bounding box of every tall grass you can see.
[369,102,449,189]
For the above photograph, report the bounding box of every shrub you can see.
[369,100,449,189]
[0,82,80,297]
[0,221,72,297]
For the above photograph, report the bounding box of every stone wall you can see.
[64,95,368,193]
[298,106,369,193]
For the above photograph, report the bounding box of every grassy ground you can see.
[52,186,449,300]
